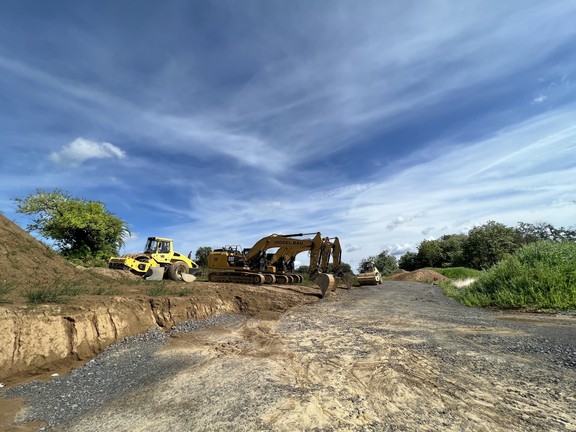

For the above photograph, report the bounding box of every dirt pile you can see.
[1,214,79,284]
[388,269,449,284]
[0,214,136,300]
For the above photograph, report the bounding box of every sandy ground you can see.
[5,281,576,431]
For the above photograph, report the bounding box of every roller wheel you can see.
[253,274,265,284]
[275,275,289,284]
[168,261,189,281]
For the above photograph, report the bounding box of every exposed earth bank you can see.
[3,281,575,431]
[0,281,322,384]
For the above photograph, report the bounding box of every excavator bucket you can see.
[144,267,166,281]
[342,274,355,289]
[317,273,338,298]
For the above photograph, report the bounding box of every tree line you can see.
[398,220,576,271]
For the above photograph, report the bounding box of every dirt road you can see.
[6,281,576,431]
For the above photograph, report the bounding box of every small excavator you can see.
[207,232,344,297]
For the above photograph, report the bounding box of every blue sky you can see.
[1,1,575,269]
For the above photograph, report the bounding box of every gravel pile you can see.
[3,313,245,431]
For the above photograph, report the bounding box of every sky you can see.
[1,1,575,270]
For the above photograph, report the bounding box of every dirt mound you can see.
[1,214,81,283]
[390,269,408,275]
[0,214,132,303]
[388,269,449,284]
[83,267,141,281]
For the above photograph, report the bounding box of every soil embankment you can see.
[0,282,322,384]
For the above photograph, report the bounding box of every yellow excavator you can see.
[109,237,200,281]
[207,232,343,297]
[266,235,342,281]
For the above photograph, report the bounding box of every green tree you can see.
[437,233,467,267]
[339,262,352,274]
[195,246,213,267]
[296,265,310,274]
[14,189,129,261]
[516,221,576,244]
[359,250,398,276]
[461,220,521,270]
[327,262,352,274]
[398,251,418,271]
[416,239,444,268]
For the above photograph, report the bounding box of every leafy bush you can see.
[453,241,576,310]
[461,221,521,270]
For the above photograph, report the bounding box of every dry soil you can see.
[3,282,575,432]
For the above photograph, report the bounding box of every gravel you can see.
[3,313,245,431]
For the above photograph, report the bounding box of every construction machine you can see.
[207,232,343,297]
[109,237,200,281]
[357,260,382,285]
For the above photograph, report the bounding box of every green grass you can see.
[444,241,576,311]
[25,279,86,304]
[25,286,64,304]
[89,285,121,296]
[145,282,194,297]
[0,281,15,303]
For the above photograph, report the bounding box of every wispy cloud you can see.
[49,138,126,168]
[165,105,576,265]
[532,95,547,104]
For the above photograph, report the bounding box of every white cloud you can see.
[345,244,362,253]
[384,244,416,257]
[533,95,547,104]
[49,138,126,168]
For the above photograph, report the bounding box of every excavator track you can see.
[208,271,266,285]
[207,271,305,286]
[274,275,290,284]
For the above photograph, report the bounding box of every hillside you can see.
[0,214,138,303]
